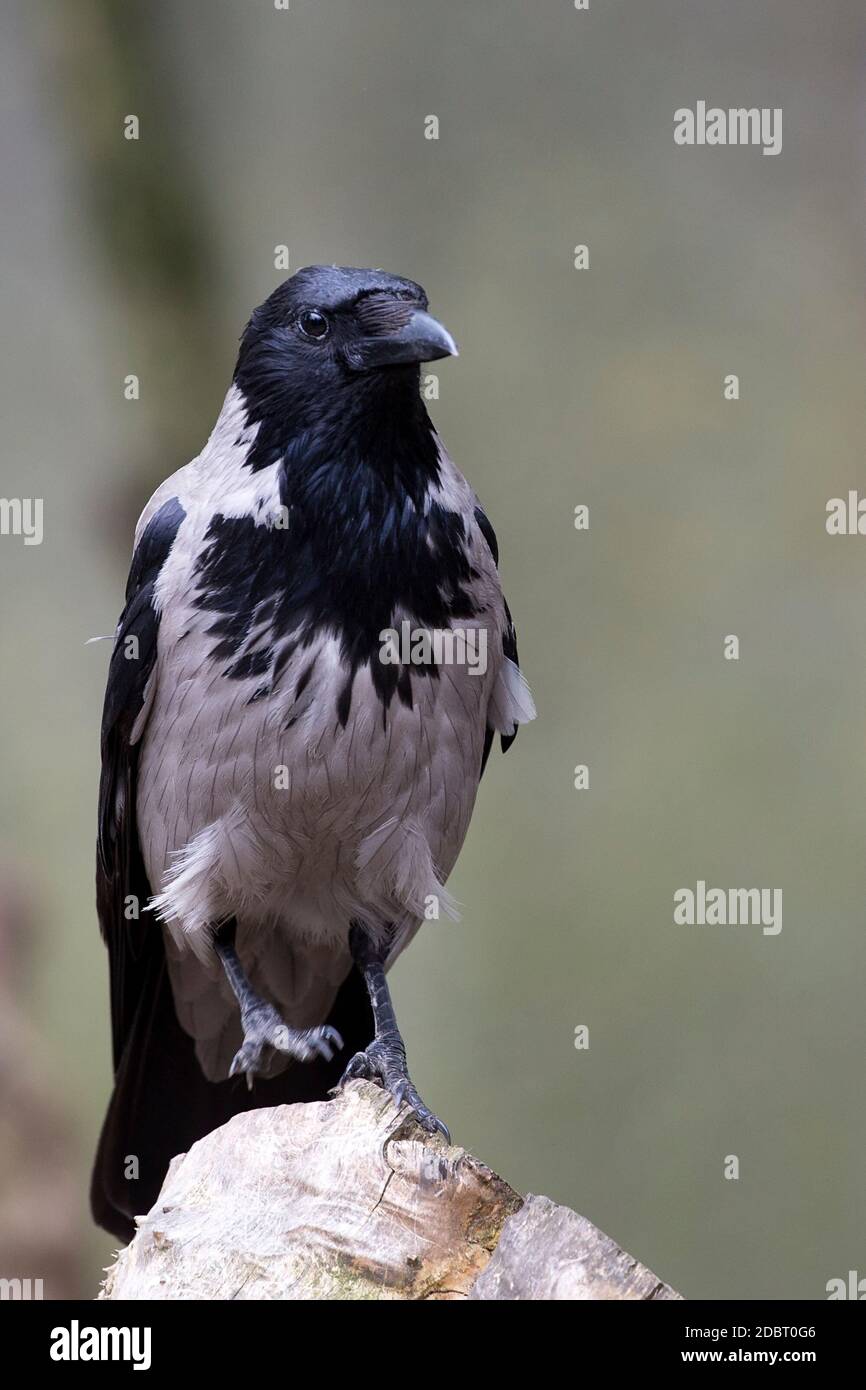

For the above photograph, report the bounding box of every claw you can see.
[336,1036,450,1141]
[229,1015,344,1084]
[339,1049,370,1083]
[307,1024,344,1062]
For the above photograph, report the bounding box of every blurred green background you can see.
[1,0,864,1298]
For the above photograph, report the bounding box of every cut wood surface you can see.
[99,1079,681,1300]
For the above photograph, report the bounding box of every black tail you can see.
[91,932,372,1243]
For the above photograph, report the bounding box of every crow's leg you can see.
[214,924,343,1088]
[337,922,450,1140]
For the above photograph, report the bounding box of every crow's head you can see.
[234,266,457,431]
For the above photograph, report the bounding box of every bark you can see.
[99,1079,681,1301]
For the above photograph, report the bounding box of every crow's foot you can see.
[230,1004,343,1088]
[337,1031,450,1140]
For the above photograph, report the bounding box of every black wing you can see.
[474,504,524,777]
[96,497,186,1069]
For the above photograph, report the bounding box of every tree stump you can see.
[99,1080,681,1300]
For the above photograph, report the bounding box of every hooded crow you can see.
[92,265,535,1241]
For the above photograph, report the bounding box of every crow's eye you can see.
[298,309,329,340]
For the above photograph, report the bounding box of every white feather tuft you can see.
[487,656,537,734]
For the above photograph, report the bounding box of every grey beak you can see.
[349,309,459,370]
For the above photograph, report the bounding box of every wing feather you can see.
[474,505,534,776]
[96,497,185,1068]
